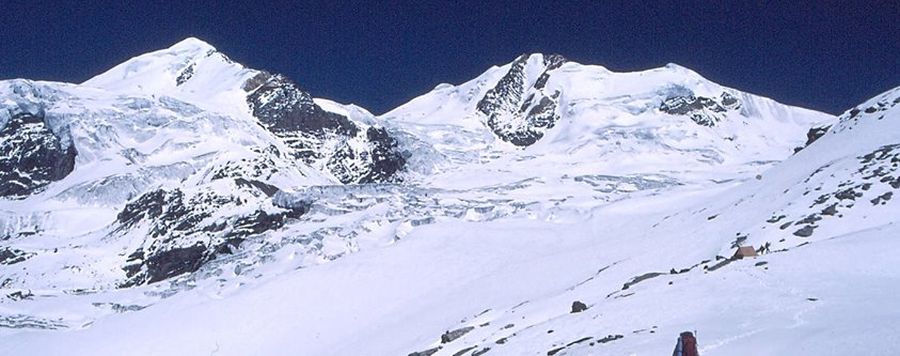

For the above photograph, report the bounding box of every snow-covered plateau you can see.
[1,38,898,355]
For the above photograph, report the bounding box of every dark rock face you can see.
[142,244,207,284]
[175,63,195,86]
[0,248,33,265]
[356,127,406,183]
[234,178,279,197]
[795,125,833,153]
[805,125,831,146]
[243,71,406,183]
[0,112,77,198]
[116,180,309,286]
[659,92,740,126]
[477,54,567,146]
[246,72,358,140]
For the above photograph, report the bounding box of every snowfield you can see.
[1,38,898,355]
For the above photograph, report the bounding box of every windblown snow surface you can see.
[2,39,899,355]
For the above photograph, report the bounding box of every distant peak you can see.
[168,37,217,53]
[515,53,567,64]
[507,53,568,72]
[662,63,700,75]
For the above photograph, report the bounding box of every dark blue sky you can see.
[1,1,897,115]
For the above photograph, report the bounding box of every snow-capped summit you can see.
[169,36,218,51]
[383,54,833,190]
[5,37,897,356]
[85,37,412,184]
[0,37,414,290]
[83,37,254,117]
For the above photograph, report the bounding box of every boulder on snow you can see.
[441,326,475,343]
[793,225,816,237]
[571,300,589,313]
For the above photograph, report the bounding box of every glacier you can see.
[1,37,898,355]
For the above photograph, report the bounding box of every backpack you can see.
[672,331,699,356]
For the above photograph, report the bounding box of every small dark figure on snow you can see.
[672,331,699,356]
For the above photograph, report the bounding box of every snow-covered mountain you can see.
[2,38,898,355]
[382,54,831,192]
[0,38,427,289]
[84,37,412,185]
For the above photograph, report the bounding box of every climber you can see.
[672,331,699,356]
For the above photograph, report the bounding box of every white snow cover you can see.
[82,37,256,118]
[3,38,899,355]
[382,54,832,190]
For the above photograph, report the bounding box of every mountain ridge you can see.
[2,37,897,355]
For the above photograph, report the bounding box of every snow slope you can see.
[3,38,898,355]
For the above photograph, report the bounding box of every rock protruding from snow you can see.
[0,110,76,198]
[243,71,408,183]
[116,179,308,286]
[0,247,33,265]
[794,124,833,153]
[476,54,567,146]
[659,92,741,126]
[85,38,412,184]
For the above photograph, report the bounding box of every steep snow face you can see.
[84,38,412,184]
[697,86,900,253]
[82,37,254,117]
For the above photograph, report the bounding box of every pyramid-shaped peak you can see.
[168,37,217,52]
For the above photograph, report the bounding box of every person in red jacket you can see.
[672,331,699,356]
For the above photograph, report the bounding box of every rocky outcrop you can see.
[659,92,741,126]
[245,72,359,140]
[442,326,475,343]
[175,63,195,86]
[0,248,33,265]
[333,127,406,184]
[571,300,588,313]
[116,179,308,286]
[0,111,76,198]
[476,54,567,146]
[794,125,833,153]
[805,125,831,146]
[243,71,406,183]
